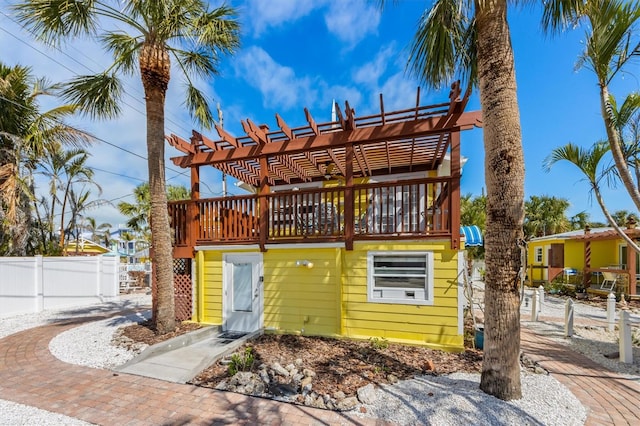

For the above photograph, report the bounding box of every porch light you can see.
[296,260,314,269]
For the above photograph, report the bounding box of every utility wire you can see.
[0,10,194,136]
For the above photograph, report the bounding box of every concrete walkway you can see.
[0,307,638,425]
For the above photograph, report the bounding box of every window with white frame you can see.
[534,247,543,263]
[367,251,434,305]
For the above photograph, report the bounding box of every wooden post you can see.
[258,156,270,252]
[564,299,574,337]
[188,165,200,256]
[626,243,636,296]
[450,130,461,250]
[344,144,354,251]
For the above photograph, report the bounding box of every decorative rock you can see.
[534,366,548,375]
[303,368,316,378]
[285,363,296,372]
[292,372,304,383]
[268,382,297,397]
[424,359,435,371]
[387,374,399,384]
[332,391,345,401]
[300,376,313,390]
[312,396,326,409]
[258,369,270,384]
[357,384,378,404]
[336,396,358,411]
[294,358,304,367]
[304,394,315,406]
[230,371,253,387]
[215,380,228,391]
[271,362,290,377]
[322,394,332,404]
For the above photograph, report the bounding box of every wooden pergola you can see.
[167,82,482,255]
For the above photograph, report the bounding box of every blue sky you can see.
[1,0,638,228]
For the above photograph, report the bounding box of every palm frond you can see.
[100,32,143,75]
[184,83,214,130]
[13,0,98,45]
[172,48,219,79]
[541,0,586,34]
[407,0,471,89]
[59,73,122,120]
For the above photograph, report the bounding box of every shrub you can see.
[228,347,255,376]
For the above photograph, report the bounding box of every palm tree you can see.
[56,149,99,249]
[82,217,112,245]
[0,62,90,255]
[403,0,524,399]
[524,195,570,238]
[544,142,640,252]
[543,0,640,210]
[15,0,241,334]
[119,182,190,238]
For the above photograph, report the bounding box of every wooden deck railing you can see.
[168,177,454,254]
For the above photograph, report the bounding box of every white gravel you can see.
[2,287,639,425]
[358,372,585,426]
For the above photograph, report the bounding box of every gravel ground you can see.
[3,286,640,425]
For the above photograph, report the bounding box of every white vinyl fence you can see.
[0,255,119,318]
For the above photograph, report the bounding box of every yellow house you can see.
[64,237,110,256]
[527,227,639,295]
[165,85,482,351]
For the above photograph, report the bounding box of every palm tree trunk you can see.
[600,85,640,210]
[140,42,175,334]
[475,0,523,400]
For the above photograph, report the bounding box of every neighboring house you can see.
[527,227,639,296]
[64,237,111,256]
[165,85,482,351]
[108,227,149,264]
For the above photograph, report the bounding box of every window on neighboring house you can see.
[367,251,434,305]
[534,247,543,263]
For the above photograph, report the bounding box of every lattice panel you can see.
[173,258,193,322]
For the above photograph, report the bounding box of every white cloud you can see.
[352,43,397,87]
[324,0,381,49]
[234,46,317,110]
[376,71,420,112]
[243,0,325,36]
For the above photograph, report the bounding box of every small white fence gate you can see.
[0,255,119,318]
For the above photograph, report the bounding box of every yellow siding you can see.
[263,248,340,336]
[564,240,584,270]
[200,251,223,324]
[197,239,463,352]
[590,240,619,268]
[342,241,462,352]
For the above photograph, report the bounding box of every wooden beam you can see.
[171,111,482,167]
[166,135,195,154]
[276,113,295,140]
[334,102,345,129]
[304,108,319,135]
[245,119,269,145]
[357,144,372,176]
[214,124,239,148]
[344,101,355,130]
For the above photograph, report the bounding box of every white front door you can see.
[223,253,263,333]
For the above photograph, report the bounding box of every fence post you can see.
[530,290,538,322]
[607,292,616,332]
[97,255,102,300]
[619,311,633,364]
[538,285,545,306]
[35,255,44,313]
[564,299,574,337]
